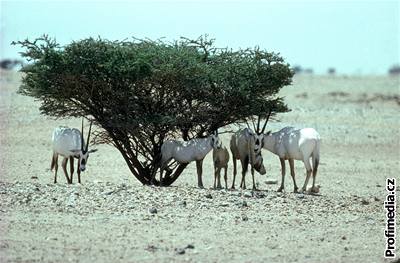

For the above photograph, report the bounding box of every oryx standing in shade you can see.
[230,116,267,190]
[260,112,321,193]
[51,119,97,184]
[157,131,222,188]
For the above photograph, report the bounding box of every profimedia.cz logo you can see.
[384,178,397,259]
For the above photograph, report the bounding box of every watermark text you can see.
[384,178,396,258]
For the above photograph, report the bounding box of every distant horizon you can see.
[1,0,399,75]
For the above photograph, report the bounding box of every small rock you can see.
[31,176,38,180]
[148,207,157,214]
[307,185,320,193]
[361,199,369,205]
[265,179,278,185]
[185,244,195,249]
[344,247,348,251]
[145,245,157,252]
[241,201,248,207]
[205,193,212,199]
[341,236,346,240]
[243,192,252,198]
[373,197,380,202]
[242,215,248,221]
[269,244,278,249]
[179,201,187,207]
[66,195,75,207]
[255,192,266,198]
[175,248,185,255]
[297,194,305,199]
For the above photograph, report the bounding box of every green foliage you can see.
[14,35,293,185]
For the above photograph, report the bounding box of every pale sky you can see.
[1,0,399,74]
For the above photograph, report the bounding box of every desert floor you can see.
[0,71,399,262]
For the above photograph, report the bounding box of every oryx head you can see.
[244,128,266,175]
[245,111,274,175]
[253,152,266,175]
[247,111,273,152]
[246,117,263,153]
[210,130,222,149]
[70,119,98,172]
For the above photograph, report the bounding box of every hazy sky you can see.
[1,0,399,74]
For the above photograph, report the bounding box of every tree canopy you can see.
[14,35,293,185]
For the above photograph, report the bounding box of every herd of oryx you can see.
[51,113,321,193]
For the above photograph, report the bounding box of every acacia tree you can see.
[14,35,293,186]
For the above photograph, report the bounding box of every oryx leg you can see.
[196,159,204,189]
[277,158,286,192]
[52,154,59,184]
[69,156,74,184]
[231,156,237,189]
[289,158,299,193]
[224,166,228,189]
[77,159,81,184]
[239,157,248,189]
[240,175,246,189]
[311,160,319,192]
[217,167,223,189]
[213,167,218,189]
[251,167,257,191]
[61,157,71,184]
[301,158,312,192]
[154,158,169,186]
[240,169,246,190]
[156,168,162,186]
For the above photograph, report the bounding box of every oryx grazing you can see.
[51,119,98,184]
[261,115,321,193]
[156,131,222,188]
[230,118,267,190]
[212,146,230,189]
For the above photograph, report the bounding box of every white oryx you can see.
[157,131,222,188]
[260,111,321,193]
[51,119,97,184]
[230,121,267,190]
[212,146,230,189]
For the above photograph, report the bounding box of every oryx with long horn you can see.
[50,119,98,184]
[259,111,321,193]
[230,115,268,190]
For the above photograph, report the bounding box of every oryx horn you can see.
[85,120,93,152]
[81,118,85,151]
[261,110,272,134]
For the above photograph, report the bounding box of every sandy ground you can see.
[0,70,399,262]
